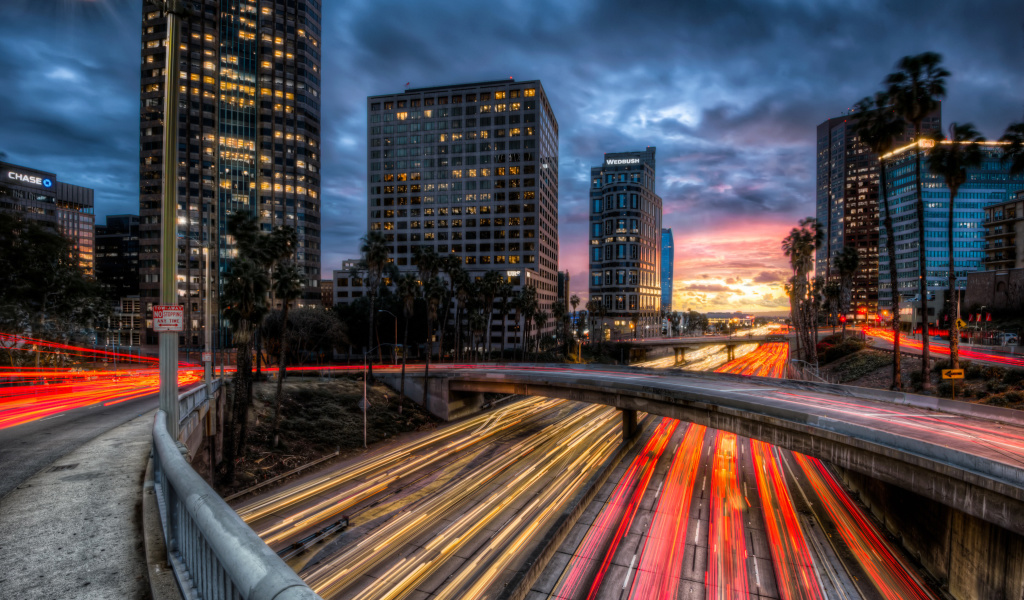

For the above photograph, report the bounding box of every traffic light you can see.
[839,315,847,323]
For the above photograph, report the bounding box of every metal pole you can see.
[362,351,368,448]
[204,243,212,395]
[159,1,184,438]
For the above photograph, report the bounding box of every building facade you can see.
[660,227,674,313]
[365,79,559,348]
[139,0,322,347]
[815,108,940,317]
[95,214,140,302]
[588,148,663,340]
[320,278,334,308]
[0,161,95,275]
[982,191,1023,270]
[879,141,1023,322]
[557,270,570,304]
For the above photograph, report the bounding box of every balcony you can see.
[983,248,1016,264]
[985,211,1018,225]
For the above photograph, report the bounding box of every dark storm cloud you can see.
[1,0,1021,288]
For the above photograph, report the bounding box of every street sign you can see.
[202,351,212,363]
[942,369,964,379]
[956,319,967,329]
[153,305,184,332]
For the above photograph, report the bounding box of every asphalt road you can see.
[0,392,158,500]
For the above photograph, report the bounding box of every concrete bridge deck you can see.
[397,364,1024,537]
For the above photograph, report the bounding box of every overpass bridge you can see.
[387,365,1024,538]
[616,333,791,363]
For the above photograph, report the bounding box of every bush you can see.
[909,371,924,390]
[1003,369,1024,386]
[822,339,866,364]
[937,381,956,398]
[984,390,1024,408]
[833,351,893,383]
[987,381,1009,394]
[934,359,951,371]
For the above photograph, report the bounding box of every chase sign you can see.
[7,171,53,188]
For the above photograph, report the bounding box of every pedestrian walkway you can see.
[0,410,155,599]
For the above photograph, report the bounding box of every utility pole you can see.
[157,0,190,438]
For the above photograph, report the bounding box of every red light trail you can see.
[714,342,789,378]
[707,431,749,600]
[864,327,1024,368]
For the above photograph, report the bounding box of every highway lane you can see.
[864,327,1024,369]
[0,390,161,500]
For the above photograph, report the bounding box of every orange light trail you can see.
[627,423,706,600]
[751,440,823,600]
[864,327,1024,368]
[714,342,789,378]
[707,431,749,600]
[793,453,938,600]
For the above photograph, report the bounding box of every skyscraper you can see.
[815,107,939,318]
[95,214,140,301]
[365,79,559,349]
[139,1,322,347]
[588,148,662,340]
[0,160,95,276]
[660,227,674,313]
[880,140,1022,324]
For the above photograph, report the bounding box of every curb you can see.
[143,455,183,600]
[496,416,649,600]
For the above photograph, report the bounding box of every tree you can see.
[412,245,441,363]
[551,300,568,356]
[221,247,270,483]
[269,261,303,447]
[886,52,948,390]
[834,246,860,340]
[569,294,581,341]
[422,277,445,403]
[452,268,471,362]
[999,122,1024,176]
[585,298,602,346]
[395,273,419,414]
[497,280,514,361]
[927,123,985,370]
[517,285,538,361]
[355,231,390,383]
[823,280,842,335]
[850,92,906,390]
[478,270,503,360]
[286,307,347,363]
[782,217,823,364]
[469,308,487,361]
[533,310,549,354]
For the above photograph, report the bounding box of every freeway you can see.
[863,327,1024,369]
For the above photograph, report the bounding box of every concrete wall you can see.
[377,372,452,421]
[837,466,1024,600]
[964,268,1024,311]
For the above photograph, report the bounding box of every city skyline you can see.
[1,1,1023,313]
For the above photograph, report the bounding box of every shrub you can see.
[987,381,1009,394]
[833,351,893,383]
[985,390,1024,408]
[822,339,865,364]
[934,359,951,371]
[1003,369,1024,386]
[909,371,924,390]
[936,381,956,398]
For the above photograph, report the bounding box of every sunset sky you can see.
[1,1,1022,313]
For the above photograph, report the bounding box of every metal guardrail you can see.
[152,390,321,599]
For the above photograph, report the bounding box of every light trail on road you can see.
[750,439,823,600]
[864,327,1024,368]
[714,342,789,378]
[791,453,939,600]
[706,431,750,600]
[627,422,706,600]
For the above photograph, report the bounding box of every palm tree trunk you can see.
[422,314,431,408]
[400,314,408,415]
[948,186,960,370]
[880,161,902,390]
[271,304,290,447]
[915,136,932,389]
[485,302,493,361]
[501,310,507,362]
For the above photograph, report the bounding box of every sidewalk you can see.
[0,410,155,599]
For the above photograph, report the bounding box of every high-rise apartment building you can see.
[981,191,1024,270]
[366,80,559,348]
[139,1,322,347]
[95,214,140,302]
[588,148,663,340]
[880,141,1022,321]
[0,161,95,275]
[815,107,940,317]
[661,227,674,313]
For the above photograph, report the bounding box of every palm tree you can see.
[478,271,503,361]
[452,270,471,362]
[439,255,464,362]
[421,277,445,406]
[255,225,297,379]
[357,231,390,384]
[834,246,860,340]
[497,280,513,361]
[517,285,538,361]
[928,123,985,371]
[533,309,548,355]
[823,280,842,335]
[1000,122,1024,175]
[585,298,603,347]
[569,293,580,341]
[551,300,568,357]
[395,273,419,415]
[850,92,906,390]
[221,255,269,483]
[886,51,949,389]
[469,308,487,361]
[782,218,823,363]
[270,261,303,447]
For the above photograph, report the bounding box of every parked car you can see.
[997,332,1019,346]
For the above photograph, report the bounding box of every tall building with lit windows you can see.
[660,227,673,313]
[588,148,663,340]
[815,106,939,318]
[365,80,559,350]
[139,1,322,347]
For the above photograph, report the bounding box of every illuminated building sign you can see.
[605,158,640,165]
[7,171,53,188]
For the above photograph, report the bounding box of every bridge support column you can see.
[726,344,735,362]
[674,347,686,365]
[621,409,638,440]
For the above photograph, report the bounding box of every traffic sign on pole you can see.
[153,305,184,332]
[942,369,964,379]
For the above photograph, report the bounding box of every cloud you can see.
[752,270,787,285]
[680,284,738,294]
